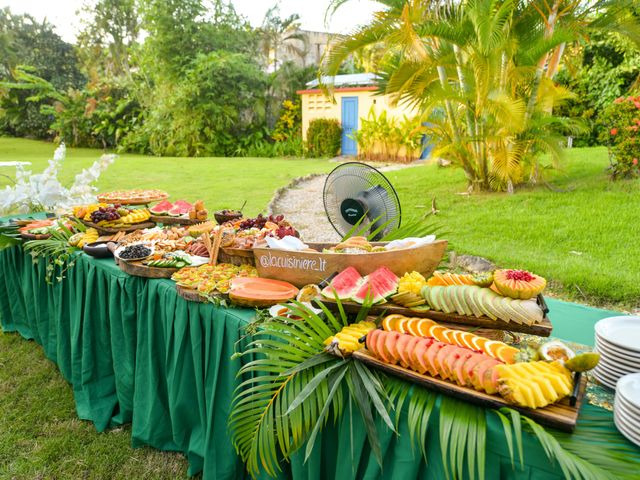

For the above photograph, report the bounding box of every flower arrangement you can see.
[0,143,117,215]
[602,95,640,179]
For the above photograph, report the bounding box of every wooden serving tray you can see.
[116,258,179,278]
[20,232,51,240]
[81,219,156,234]
[96,195,168,205]
[322,296,552,337]
[176,284,228,303]
[353,349,586,432]
[149,214,203,226]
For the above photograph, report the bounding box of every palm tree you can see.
[323,0,640,192]
[258,6,308,71]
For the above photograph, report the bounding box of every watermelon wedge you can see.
[150,200,173,215]
[352,266,399,304]
[321,267,363,300]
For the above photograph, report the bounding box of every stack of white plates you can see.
[614,373,640,446]
[593,316,640,390]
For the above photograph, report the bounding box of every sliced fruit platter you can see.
[326,314,594,431]
[18,218,72,240]
[320,266,553,336]
[149,199,209,225]
[172,263,258,302]
[73,203,155,234]
[97,189,168,205]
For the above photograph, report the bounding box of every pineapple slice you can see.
[496,361,573,409]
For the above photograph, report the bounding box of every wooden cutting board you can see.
[352,349,586,432]
[149,214,203,226]
[322,297,552,337]
[80,219,156,234]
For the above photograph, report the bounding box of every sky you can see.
[1,0,380,42]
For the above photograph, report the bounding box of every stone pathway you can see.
[268,161,423,242]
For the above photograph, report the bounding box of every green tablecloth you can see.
[0,246,637,479]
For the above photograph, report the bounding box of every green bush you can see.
[243,136,304,158]
[306,118,341,158]
[600,95,640,179]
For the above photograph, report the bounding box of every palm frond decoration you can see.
[229,299,393,478]
[231,301,640,480]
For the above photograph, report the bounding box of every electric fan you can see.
[323,162,401,240]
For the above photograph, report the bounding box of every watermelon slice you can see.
[321,267,363,300]
[352,266,399,304]
[150,200,173,215]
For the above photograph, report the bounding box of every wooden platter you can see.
[176,284,229,303]
[353,348,587,432]
[80,219,156,234]
[20,232,51,240]
[149,214,202,226]
[96,195,168,205]
[116,258,178,278]
[321,296,552,337]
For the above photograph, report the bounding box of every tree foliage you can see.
[324,0,640,191]
[0,8,84,139]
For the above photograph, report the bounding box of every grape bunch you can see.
[239,214,286,230]
[91,206,122,223]
[275,225,298,239]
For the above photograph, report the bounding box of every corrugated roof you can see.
[306,73,380,88]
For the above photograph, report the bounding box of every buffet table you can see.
[1,245,638,479]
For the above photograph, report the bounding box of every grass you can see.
[1,136,639,478]
[0,331,191,479]
[385,147,640,309]
[0,137,331,216]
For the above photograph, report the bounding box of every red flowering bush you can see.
[601,95,640,179]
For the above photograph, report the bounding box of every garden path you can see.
[269,161,423,242]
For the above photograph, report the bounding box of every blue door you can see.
[341,97,358,155]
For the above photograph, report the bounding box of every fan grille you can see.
[323,162,401,238]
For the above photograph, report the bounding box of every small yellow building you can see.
[297,73,420,156]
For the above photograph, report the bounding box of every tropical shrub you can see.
[325,0,638,191]
[306,118,341,157]
[121,51,267,156]
[271,99,301,142]
[555,34,640,147]
[600,95,640,179]
[353,107,424,163]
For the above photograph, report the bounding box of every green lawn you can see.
[0,137,331,216]
[0,332,191,479]
[1,136,639,478]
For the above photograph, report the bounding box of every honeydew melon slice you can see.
[464,286,484,318]
[501,298,527,324]
[490,295,513,323]
[477,289,498,320]
[439,287,456,314]
[518,299,544,324]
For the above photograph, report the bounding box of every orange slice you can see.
[429,325,449,343]
[405,318,420,336]
[450,330,466,348]
[382,314,404,332]
[415,318,435,337]
[471,336,489,352]
[442,329,457,345]
[495,345,519,364]
[396,317,410,334]
[483,340,506,359]
[459,331,477,350]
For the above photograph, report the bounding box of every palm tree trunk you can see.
[525,1,561,121]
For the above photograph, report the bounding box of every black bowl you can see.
[83,241,115,259]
